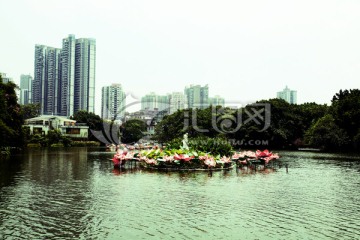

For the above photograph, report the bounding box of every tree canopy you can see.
[71,110,103,142]
[0,75,24,147]
[153,90,360,152]
[305,114,350,151]
[121,119,146,144]
[331,89,360,140]
[21,103,40,120]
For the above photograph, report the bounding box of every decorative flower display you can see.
[132,149,233,170]
[112,147,280,170]
[232,149,280,165]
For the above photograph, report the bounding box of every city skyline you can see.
[1,0,359,115]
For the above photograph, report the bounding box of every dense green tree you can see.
[354,130,360,149]
[121,119,146,143]
[71,110,103,141]
[0,75,24,147]
[153,89,358,152]
[296,102,329,132]
[71,110,102,130]
[305,114,350,151]
[331,89,360,140]
[154,110,187,143]
[229,99,303,149]
[154,106,236,143]
[21,103,40,120]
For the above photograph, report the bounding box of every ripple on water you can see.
[1,149,360,239]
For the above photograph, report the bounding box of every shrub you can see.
[165,136,233,156]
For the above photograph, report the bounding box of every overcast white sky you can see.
[1,0,359,114]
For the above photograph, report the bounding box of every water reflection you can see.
[0,148,359,239]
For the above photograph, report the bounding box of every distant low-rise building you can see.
[126,109,167,136]
[141,92,169,112]
[209,95,225,107]
[0,72,13,84]
[24,115,89,139]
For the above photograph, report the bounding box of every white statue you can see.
[182,133,189,150]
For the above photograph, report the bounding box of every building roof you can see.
[25,115,76,122]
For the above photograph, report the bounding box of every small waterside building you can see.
[24,115,89,139]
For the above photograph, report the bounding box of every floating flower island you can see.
[112,148,280,171]
[232,149,280,166]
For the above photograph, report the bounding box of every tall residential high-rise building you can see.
[33,45,61,115]
[60,34,76,116]
[141,92,169,112]
[277,86,297,104]
[209,95,225,107]
[74,38,96,114]
[101,84,126,120]
[33,34,96,116]
[19,74,33,105]
[184,84,209,109]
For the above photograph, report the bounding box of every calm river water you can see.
[0,148,359,240]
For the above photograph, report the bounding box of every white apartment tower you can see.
[101,84,126,120]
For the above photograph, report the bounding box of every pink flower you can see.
[243,151,257,158]
[114,153,126,160]
[232,153,243,159]
[174,154,194,162]
[255,149,272,158]
[220,156,231,163]
[204,157,216,167]
[124,152,134,160]
[163,155,174,162]
[139,156,147,161]
[255,150,280,163]
[263,157,272,164]
[145,158,157,165]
